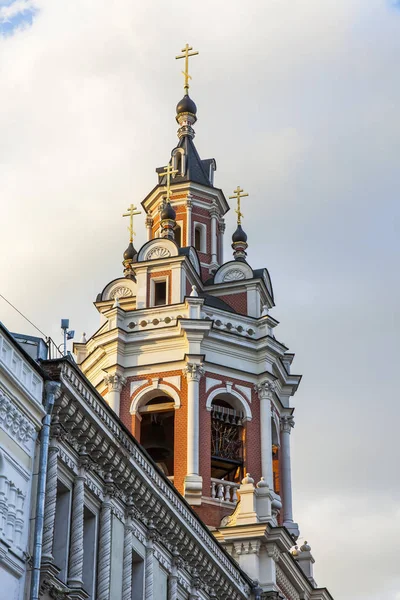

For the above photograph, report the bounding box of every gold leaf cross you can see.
[158,163,178,203]
[176,43,199,94]
[122,203,141,243]
[229,186,249,225]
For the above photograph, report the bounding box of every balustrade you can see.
[210,478,239,504]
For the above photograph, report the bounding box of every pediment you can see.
[213,261,253,284]
[100,278,137,302]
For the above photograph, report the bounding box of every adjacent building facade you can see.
[0,325,45,599]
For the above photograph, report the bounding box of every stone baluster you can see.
[67,451,88,588]
[97,477,114,600]
[42,440,59,562]
[280,415,299,539]
[211,481,216,498]
[122,503,134,600]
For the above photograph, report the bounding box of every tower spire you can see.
[229,186,249,261]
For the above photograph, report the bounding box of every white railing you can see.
[210,478,239,504]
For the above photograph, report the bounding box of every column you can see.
[254,382,275,490]
[218,220,226,264]
[42,440,59,562]
[210,203,219,266]
[103,372,126,416]
[97,479,114,600]
[67,464,86,588]
[280,415,299,538]
[183,363,204,505]
[186,195,193,246]
[145,216,154,241]
[145,525,156,600]
[122,506,134,600]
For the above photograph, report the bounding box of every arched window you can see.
[194,227,201,251]
[139,395,175,476]
[211,396,244,483]
[172,148,185,177]
[174,223,182,248]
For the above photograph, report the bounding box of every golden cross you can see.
[122,203,141,243]
[229,186,249,225]
[158,163,178,202]
[176,43,199,94]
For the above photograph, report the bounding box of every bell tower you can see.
[74,45,301,539]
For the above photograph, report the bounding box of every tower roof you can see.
[157,136,214,188]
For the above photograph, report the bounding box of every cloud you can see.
[0,2,399,597]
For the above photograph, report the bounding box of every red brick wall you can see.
[217,292,248,315]
[193,503,233,529]
[119,371,187,496]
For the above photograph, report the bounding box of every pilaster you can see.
[97,477,114,600]
[280,415,299,540]
[41,440,59,563]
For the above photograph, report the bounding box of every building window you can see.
[83,506,97,599]
[211,399,244,483]
[132,550,145,600]
[139,395,175,477]
[154,280,167,306]
[53,481,72,583]
[194,222,206,253]
[174,223,182,247]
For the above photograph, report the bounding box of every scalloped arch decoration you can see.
[138,238,179,262]
[214,261,253,284]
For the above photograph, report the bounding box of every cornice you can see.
[48,360,251,597]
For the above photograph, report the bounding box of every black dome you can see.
[123,242,137,260]
[161,202,176,221]
[232,224,247,243]
[176,94,197,115]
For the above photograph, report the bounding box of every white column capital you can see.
[183,363,204,382]
[104,372,126,392]
[254,380,277,400]
[218,220,226,233]
[280,415,295,433]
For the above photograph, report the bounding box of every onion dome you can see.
[161,201,176,221]
[176,94,197,116]
[232,224,248,243]
[123,242,137,261]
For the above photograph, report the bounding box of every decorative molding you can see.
[183,363,205,382]
[0,475,26,550]
[234,540,261,556]
[222,269,246,282]
[104,373,127,393]
[109,286,133,300]
[280,415,295,434]
[130,380,147,396]
[147,246,171,260]
[254,380,277,400]
[276,565,300,600]
[205,377,222,393]
[0,390,36,451]
[235,384,251,404]
[163,376,181,391]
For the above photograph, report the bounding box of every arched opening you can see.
[210,395,244,483]
[271,418,280,495]
[139,395,175,476]
[194,226,202,251]
[174,223,182,247]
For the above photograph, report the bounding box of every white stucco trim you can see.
[206,386,252,422]
[129,381,181,416]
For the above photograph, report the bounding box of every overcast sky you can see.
[1,1,399,598]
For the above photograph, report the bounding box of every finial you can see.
[113,296,120,309]
[241,473,254,485]
[176,43,199,95]
[229,186,249,226]
[291,545,301,557]
[256,476,268,488]
[80,332,87,343]
[300,541,311,552]
[122,203,141,244]
[190,285,198,297]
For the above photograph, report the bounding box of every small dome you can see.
[123,242,137,261]
[176,94,197,115]
[161,202,176,221]
[232,224,247,243]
